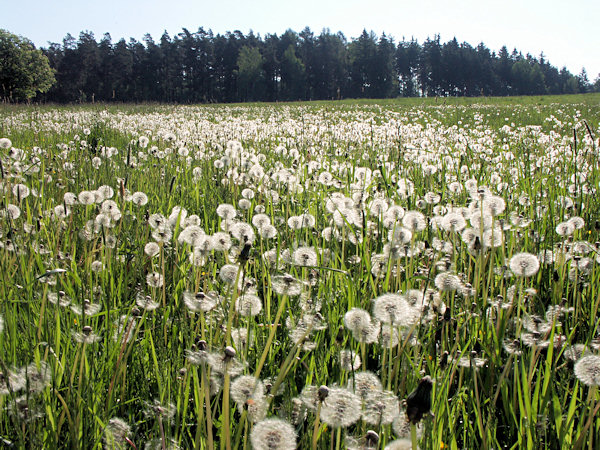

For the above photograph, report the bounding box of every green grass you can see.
[0,96,599,449]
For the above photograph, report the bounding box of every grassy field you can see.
[0,94,600,449]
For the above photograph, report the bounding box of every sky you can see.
[2,0,599,80]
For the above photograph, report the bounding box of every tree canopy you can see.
[0,29,55,102]
[9,27,598,103]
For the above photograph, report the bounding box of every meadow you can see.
[0,94,600,449]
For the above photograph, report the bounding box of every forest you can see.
[30,27,600,103]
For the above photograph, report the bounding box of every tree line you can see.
[5,27,600,103]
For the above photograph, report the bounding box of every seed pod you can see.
[405,376,433,424]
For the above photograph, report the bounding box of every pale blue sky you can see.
[2,0,599,79]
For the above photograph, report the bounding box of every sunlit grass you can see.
[0,96,599,449]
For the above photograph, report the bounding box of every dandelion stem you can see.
[254,295,288,379]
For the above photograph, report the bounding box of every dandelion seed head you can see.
[230,222,255,244]
[320,387,362,428]
[574,355,600,386]
[339,349,361,371]
[216,203,236,220]
[144,242,160,257]
[250,418,297,450]
[235,293,262,317]
[556,221,575,237]
[434,272,462,292]
[219,264,241,285]
[402,211,426,232]
[230,375,265,410]
[146,272,164,288]
[136,293,160,311]
[271,274,304,296]
[362,390,400,425]
[509,252,540,278]
[0,138,12,149]
[183,290,218,313]
[211,231,232,251]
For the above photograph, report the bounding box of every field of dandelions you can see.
[1,96,600,450]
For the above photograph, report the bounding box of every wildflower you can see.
[72,326,102,344]
[347,371,383,400]
[136,293,160,311]
[235,293,262,317]
[434,272,462,292]
[556,221,575,237]
[568,216,585,230]
[12,184,30,199]
[362,390,399,425]
[392,415,423,439]
[144,438,180,450]
[96,213,115,229]
[146,272,164,288]
[230,375,264,411]
[113,315,137,343]
[0,367,26,395]
[21,361,52,393]
[402,211,426,232]
[206,349,245,376]
[271,274,304,296]
[143,399,176,421]
[563,344,592,362]
[103,417,131,449]
[292,246,318,266]
[469,208,493,230]
[144,242,160,257]
[380,324,401,348]
[131,192,148,206]
[216,203,236,220]
[168,206,187,228]
[219,264,241,285]
[71,300,102,316]
[388,226,413,244]
[250,418,297,450]
[369,199,389,216]
[344,307,375,338]
[482,226,504,248]
[211,232,232,251]
[405,376,433,424]
[7,395,44,422]
[502,338,523,356]
[231,327,252,348]
[98,185,114,200]
[339,349,361,371]
[78,190,96,205]
[509,252,540,277]
[0,138,12,149]
[252,213,271,229]
[230,222,255,244]
[63,192,78,205]
[258,224,278,239]
[574,355,600,386]
[148,213,167,229]
[299,385,321,411]
[522,315,552,334]
[178,225,206,246]
[183,291,218,313]
[48,291,71,307]
[320,387,362,428]
[287,215,303,230]
[441,212,466,233]
[372,294,415,326]
[290,397,308,425]
[384,439,412,450]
